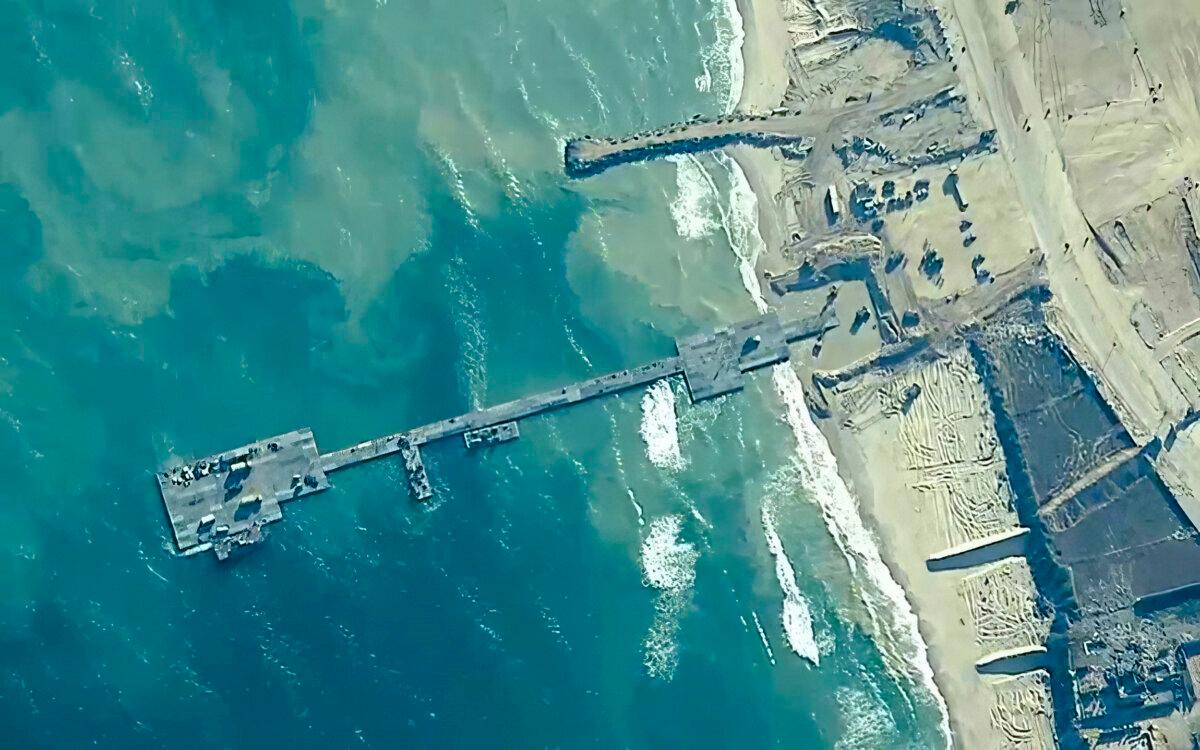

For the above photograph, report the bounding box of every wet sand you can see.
[820,351,1054,749]
[731,0,788,266]
[730,1,1052,746]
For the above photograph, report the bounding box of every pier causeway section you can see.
[156,311,834,559]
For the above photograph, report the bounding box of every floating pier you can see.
[155,429,330,560]
[464,422,519,449]
[156,311,836,559]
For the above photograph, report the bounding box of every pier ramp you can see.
[678,314,793,401]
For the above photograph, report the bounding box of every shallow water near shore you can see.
[0,0,945,746]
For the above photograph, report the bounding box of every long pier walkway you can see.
[155,311,835,559]
[319,355,683,473]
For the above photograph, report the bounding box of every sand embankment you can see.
[729,3,1054,747]
[822,351,1054,749]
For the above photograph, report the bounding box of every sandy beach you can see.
[818,349,1054,749]
[558,0,1200,743]
[731,0,789,263]
[730,1,1053,746]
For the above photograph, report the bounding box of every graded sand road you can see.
[936,0,1189,445]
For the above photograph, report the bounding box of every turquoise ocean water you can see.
[0,1,948,747]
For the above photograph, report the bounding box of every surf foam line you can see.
[715,0,745,113]
[716,151,952,746]
[667,154,721,241]
[761,501,820,664]
[640,379,686,471]
[695,0,743,111]
[751,610,776,665]
[640,514,699,680]
[672,144,827,669]
[695,0,745,106]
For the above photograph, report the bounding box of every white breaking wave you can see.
[722,0,746,113]
[835,685,900,750]
[771,362,949,743]
[639,379,686,471]
[716,148,952,745]
[626,489,646,527]
[640,514,699,680]
[751,610,776,665]
[667,154,721,241]
[699,0,745,113]
[714,152,770,310]
[761,501,820,665]
[667,150,823,664]
[641,514,697,592]
[695,19,714,94]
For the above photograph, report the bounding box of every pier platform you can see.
[156,311,835,559]
[156,429,329,559]
[677,314,792,401]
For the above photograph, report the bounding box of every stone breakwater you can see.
[564,111,813,178]
[564,67,962,178]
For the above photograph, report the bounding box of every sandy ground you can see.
[718,0,1200,744]
[933,0,1198,444]
[735,0,790,112]
[936,0,1200,559]
[824,349,1054,749]
[730,1,1053,746]
[881,156,1039,306]
[732,0,789,281]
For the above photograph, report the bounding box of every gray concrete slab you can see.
[157,429,329,557]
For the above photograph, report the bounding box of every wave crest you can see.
[715,148,952,745]
[667,154,721,241]
[639,379,686,471]
[640,515,699,679]
[761,500,820,665]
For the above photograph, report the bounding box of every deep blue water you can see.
[0,1,945,747]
